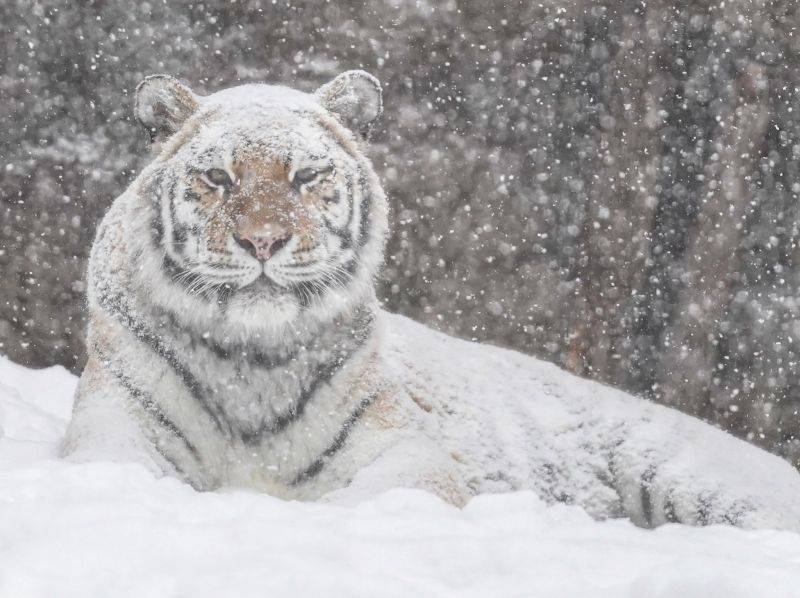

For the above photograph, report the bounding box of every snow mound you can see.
[2,355,800,597]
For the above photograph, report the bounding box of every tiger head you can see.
[132,71,388,336]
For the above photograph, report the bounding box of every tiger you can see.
[61,70,800,531]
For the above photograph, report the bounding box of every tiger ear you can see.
[134,75,199,143]
[315,70,382,137]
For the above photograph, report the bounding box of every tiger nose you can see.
[234,227,292,261]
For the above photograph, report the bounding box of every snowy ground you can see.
[1,356,800,597]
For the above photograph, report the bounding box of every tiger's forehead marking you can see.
[193,83,324,153]
[155,82,365,176]
[187,112,330,167]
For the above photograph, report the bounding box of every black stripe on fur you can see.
[356,170,373,248]
[97,289,232,437]
[93,343,202,466]
[290,392,376,485]
[239,308,374,444]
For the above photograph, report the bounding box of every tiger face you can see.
[133,72,387,332]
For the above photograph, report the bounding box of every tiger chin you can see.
[61,71,800,532]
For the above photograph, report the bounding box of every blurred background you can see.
[3,0,800,465]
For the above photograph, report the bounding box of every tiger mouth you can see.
[238,273,286,294]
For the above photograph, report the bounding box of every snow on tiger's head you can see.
[131,72,388,337]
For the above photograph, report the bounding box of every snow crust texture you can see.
[3,356,800,597]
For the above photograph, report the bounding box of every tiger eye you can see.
[205,168,233,187]
[293,167,320,186]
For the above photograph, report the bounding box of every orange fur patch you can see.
[193,156,326,254]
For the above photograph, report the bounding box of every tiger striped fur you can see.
[61,72,800,530]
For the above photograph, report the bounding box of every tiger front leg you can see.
[60,356,179,479]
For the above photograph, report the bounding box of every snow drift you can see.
[2,355,800,597]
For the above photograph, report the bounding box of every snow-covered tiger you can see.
[61,70,800,531]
